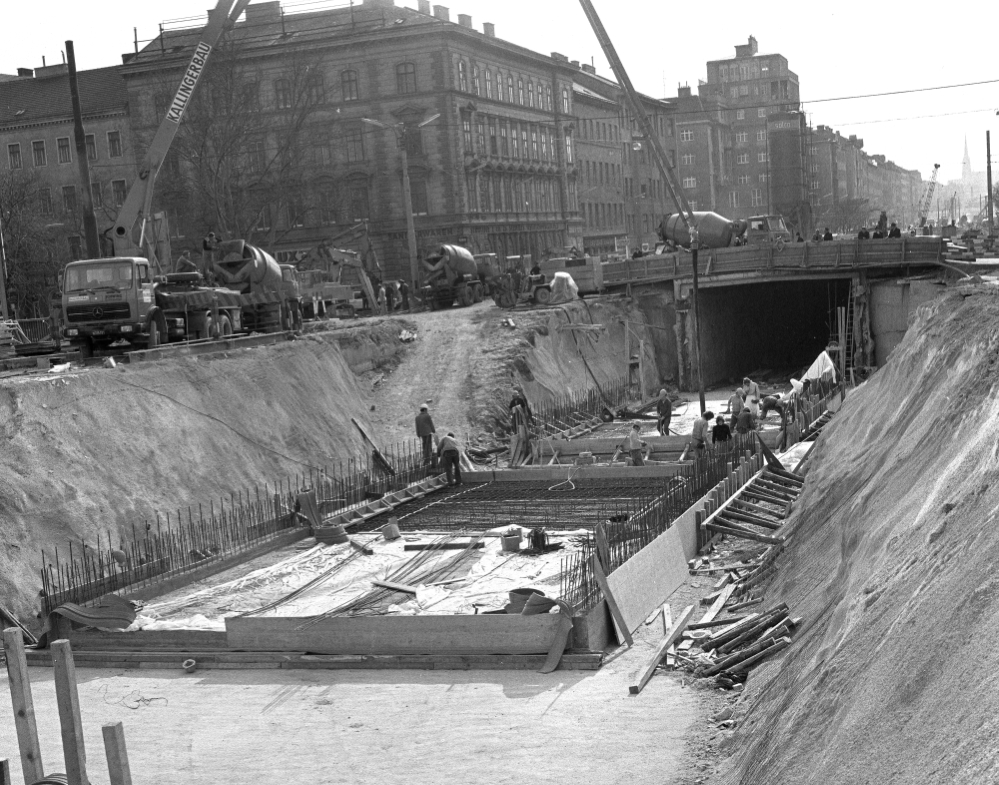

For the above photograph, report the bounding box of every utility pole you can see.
[66,41,101,258]
[398,128,419,292]
[577,0,705,412]
[0,210,10,320]
[987,131,994,240]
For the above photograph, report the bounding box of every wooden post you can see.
[3,628,44,785]
[51,640,89,785]
[638,338,646,400]
[1,759,11,785]
[589,554,633,647]
[102,723,134,785]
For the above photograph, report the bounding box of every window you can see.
[736,109,745,120]
[531,129,538,159]
[485,70,493,99]
[738,174,750,185]
[545,85,552,110]
[32,140,46,167]
[466,173,478,212]
[403,124,423,158]
[7,143,21,169]
[458,61,468,92]
[511,124,520,158]
[565,134,573,163]
[679,129,693,142]
[761,61,770,75]
[242,81,261,111]
[85,134,96,161]
[489,120,498,155]
[540,131,548,160]
[344,128,365,163]
[527,81,535,108]
[739,85,749,96]
[347,180,370,221]
[500,124,509,157]
[477,121,486,152]
[472,66,480,96]
[758,152,768,163]
[396,63,417,94]
[757,130,767,142]
[522,128,528,158]
[462,118,473,152]
[728,192,739,209]
[62,185,76,213]
[811,180,820,191]
[735,132,748,144]
[682,177,696,189]
[751,188,764,207]
[689,200,697,211]
[274,78,292,109]
[737,153,749,165]
[759,174,768,183]
[341,70,359,101]
[91,182,103,208]
[38,188,52,215]
[507,76,515,103]
[758,108,767,118]
[318,189,338,225]
[640,182,647,198]
[518,78,524,105]
[681,153,695,166]
[107,131,122,158]
[287,199,306,228]
[730,87,738,99]
[57,137,72,164]
[561,88,570,114]
[112,179,127,207]
[247,139,267,173]
[538,83,544,109]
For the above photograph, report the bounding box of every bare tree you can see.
[151,38,347,250]
[0,170,64,318]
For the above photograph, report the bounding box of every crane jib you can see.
[166,42,213,124]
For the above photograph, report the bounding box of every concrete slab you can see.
[1,637,703,785]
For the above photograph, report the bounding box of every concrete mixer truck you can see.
[61,241,301,357]
[658,211,791,249]
[421,244,486,309]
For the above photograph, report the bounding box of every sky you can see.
[3,0,997,185]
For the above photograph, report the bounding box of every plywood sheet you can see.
[605,524,689,635]
[226,614,562,656]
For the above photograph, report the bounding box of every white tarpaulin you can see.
[803,351,837,384]
[549,271,578,304]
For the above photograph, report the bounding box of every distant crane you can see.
[917,163,941,229]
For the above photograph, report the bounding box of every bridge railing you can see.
[603,236,946,286]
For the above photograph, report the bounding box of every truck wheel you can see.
[458,286,475,307]
[472,284,483,304]
[533,287,552,305]
[219,315,233,337]
[148,319,161,349]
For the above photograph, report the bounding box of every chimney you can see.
[570,60,580,69]
[433,5,449,21]
[748,35,758,55]
[550,52,568,62]
[458,13,472,28]
[35,63,69,79]
[581,64,595,75]
[417,0,430,13]
[17,68,33,77]
[245,1,282,22]
[677,85,691,98]
[483,22,495,37]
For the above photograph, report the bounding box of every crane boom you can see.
[111,0,252,267]
[917,163,941,228]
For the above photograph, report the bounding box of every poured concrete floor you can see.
[1,627,705,785]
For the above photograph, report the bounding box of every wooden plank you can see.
[371,580,418,594]
[403,541,485,551]
[628,604,695,695]
[3,628,44,785]
[589,554,634,647]
[51,640,89,785]
[604,523,688,637]
[705,522,783,546]
[1,759,11,785]
[226,614,563,656]
[102,723,133,785]
[63,629,228,652]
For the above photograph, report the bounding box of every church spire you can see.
[962,136,973,181]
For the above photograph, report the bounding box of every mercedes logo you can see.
[93,307,104,319]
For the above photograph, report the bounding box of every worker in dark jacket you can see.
[415,405,436,463]
[822,227,834,241]
[712,415,731,444]
[509,389,533,424]
[437,431,462,485]
[656,389,672,435]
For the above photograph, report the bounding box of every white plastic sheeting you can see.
[548,271,579,304]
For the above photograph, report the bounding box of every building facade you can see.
[121,0,582,281]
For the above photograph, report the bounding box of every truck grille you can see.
[66,302,131,323]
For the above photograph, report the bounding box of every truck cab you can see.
[744,215,792,246]
[62,257,155,356]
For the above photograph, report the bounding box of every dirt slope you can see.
[719,285,999,784]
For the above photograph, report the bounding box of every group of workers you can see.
[414,404,463,486]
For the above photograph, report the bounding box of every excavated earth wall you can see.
[720,286,999,784]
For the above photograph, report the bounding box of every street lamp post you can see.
[362,114,439,293]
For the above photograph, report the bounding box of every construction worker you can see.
[888,222,902,238]
[625,423,646,466]
[656,389,672,435]
[437,431,462,485]
[691,410,714,454]
[735,407,757,435]
[176,251,198,274]
[743,377,761,418]
[509,388,533,424]
[415,405,436,463]
[712,414,731,444]
[822,227,834,241]
[728,386,744,428]
[398,279,410,311]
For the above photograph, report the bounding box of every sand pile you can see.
[719,286,999,784]
[0,323,405,618]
